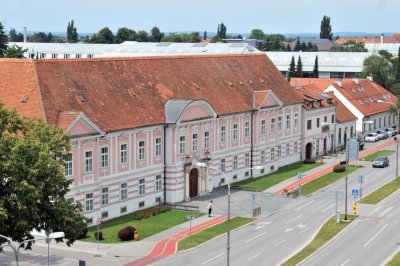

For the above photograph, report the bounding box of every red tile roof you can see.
[290,79,357,123]
[331,79,398,116]
[293,84,334,110]
[0,54,302,132]
[336,33,400,44]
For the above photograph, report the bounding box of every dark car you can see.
[372,156,389,168]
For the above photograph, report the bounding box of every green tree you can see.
[250,29,266,40]
[67,20,78,43]
[312,55,319,78]
[396,47,400,82]
[90,27,114,44]
[8,28,24,42]
[162,32,201,43]
[0,21,8,57]
[114,27,137,43]
[378,49,393,61]
[296,56,303,77]
[29,32,50,43]
[203,31,207,40]
[0,103,85,248]
[320,15,333,40]
[150,26,164,42]
[288,56,296,81]
[136,30,149,42]
[217,22,227,39]
[294,37,301,51]
[4,44,27,58]
[286,43,292,51]
[361,55,395,89]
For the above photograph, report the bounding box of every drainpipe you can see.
[163,124,168,205]
[250,110,255,177]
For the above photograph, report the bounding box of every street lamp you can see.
[196,162,262,266]
[0,231,65,266]
[375,99,400,180]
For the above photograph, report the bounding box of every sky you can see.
[0,0,398,35]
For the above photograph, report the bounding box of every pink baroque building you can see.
[0,54,303,223]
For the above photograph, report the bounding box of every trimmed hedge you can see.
[94,231,103,240]
[333,164,346,173]
[118,226,136,241]
[77,225,88,239]
[132,206,171,220]
[304,159,316,164]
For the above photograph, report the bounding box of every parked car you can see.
[385,127,397,136]
[365,133,379,142]
[376,130,388,140]
[372,156,389,168]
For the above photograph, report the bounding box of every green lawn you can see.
[82,210,204,243]
[178,217,255,250]
[359,179,400,204]
[362,150,395,161]
[232,162,322,191]
[282,215,357,266]
[386,250,400,265]
[300,166,359,196]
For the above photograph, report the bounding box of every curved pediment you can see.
[165,99,217,124]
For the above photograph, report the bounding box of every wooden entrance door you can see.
[189,168,198,198]
[305,142,312,159]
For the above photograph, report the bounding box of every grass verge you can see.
[386,250,400,265]
[178,217,255,251]
[300,165,359,196]
[282,214,357,266]
[359,179,400,204]
[82,210,204,243]
[362,150,395,161]
[232,161,322,191]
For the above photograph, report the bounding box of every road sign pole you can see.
[335,192,339,223]
[298,172,303,195]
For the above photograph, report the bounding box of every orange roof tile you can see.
[0,54,302,132]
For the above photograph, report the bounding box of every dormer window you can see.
[327,99,332,104]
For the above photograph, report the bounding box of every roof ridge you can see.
[30,60,47,122]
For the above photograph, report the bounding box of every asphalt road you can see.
[156,141,399,266]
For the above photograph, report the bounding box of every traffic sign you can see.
[347,138,359,160]
[251,193,257,201]
[352,189,358,199]
[96,218,102,225]
[358,175,364,184]
[353,203,357,215]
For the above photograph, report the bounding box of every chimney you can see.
[23,27,27,42]
[381,33,384,44]
[367,75,373,82]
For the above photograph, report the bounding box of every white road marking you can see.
[255,221,271,230]
[363,224,388,247]
[339,258,350,266]
[369,205,383,216]
[299,227,310,234]
[285,214,303,224]
[295,200,315,211]
[320,203,335,213]
[248,253,261,261]
[297,223,307,229]
[378,206,394,218]
[201,252,225,265]
[273,239,287,247]
[284,227,294,233]
[245,231,267,243]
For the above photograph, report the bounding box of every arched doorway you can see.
[189,168,199,198]
[305,143,312,159]
[323,138,327,155]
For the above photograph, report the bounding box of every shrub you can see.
[118,226,136,241]
[304,159,316,164]
[94,231,103,240]
[333,164,346,173]
[77,225,88,239]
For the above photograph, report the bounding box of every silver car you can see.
[365,133,379,142]
[385,127,397,136]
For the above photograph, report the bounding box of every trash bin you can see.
[134,231,139,240]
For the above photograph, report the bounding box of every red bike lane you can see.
[124,215,228,266]
[275,139,396,195]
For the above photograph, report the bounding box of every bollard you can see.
[336,211,340,223]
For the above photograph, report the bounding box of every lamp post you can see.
[196,162,262,266]
[376,99,400,181]
[0,232,65,266]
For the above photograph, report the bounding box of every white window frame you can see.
[192,133,198,152]
[261,150,265,164]
[220,125,226,143]
[179,136,186,154]
[286,143,290,155]
[278,116,282,131]
[271,118,276,133]
[120,183,128,200]
[100,147,109,168]
[233,155,238,170]
[138,140,145,160]
[84,150,93,173]
[101,187,109,206]
[204,131,210,149]
[220,159,226,172]
[155,138,162,158]
[286,115,291,130]
[278,145,282,157]
[244,121,250,138]
[245,153,250,167]
[139,178,145,195]
[120,143,128,164]
[261,119,266,135]
[271,148,275,161]
[85,193,93,212]
[233,123,239,141]
[155,175,162,192]
[294,113,299,128]
[294,142,298,154]
[65,153,73,176]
